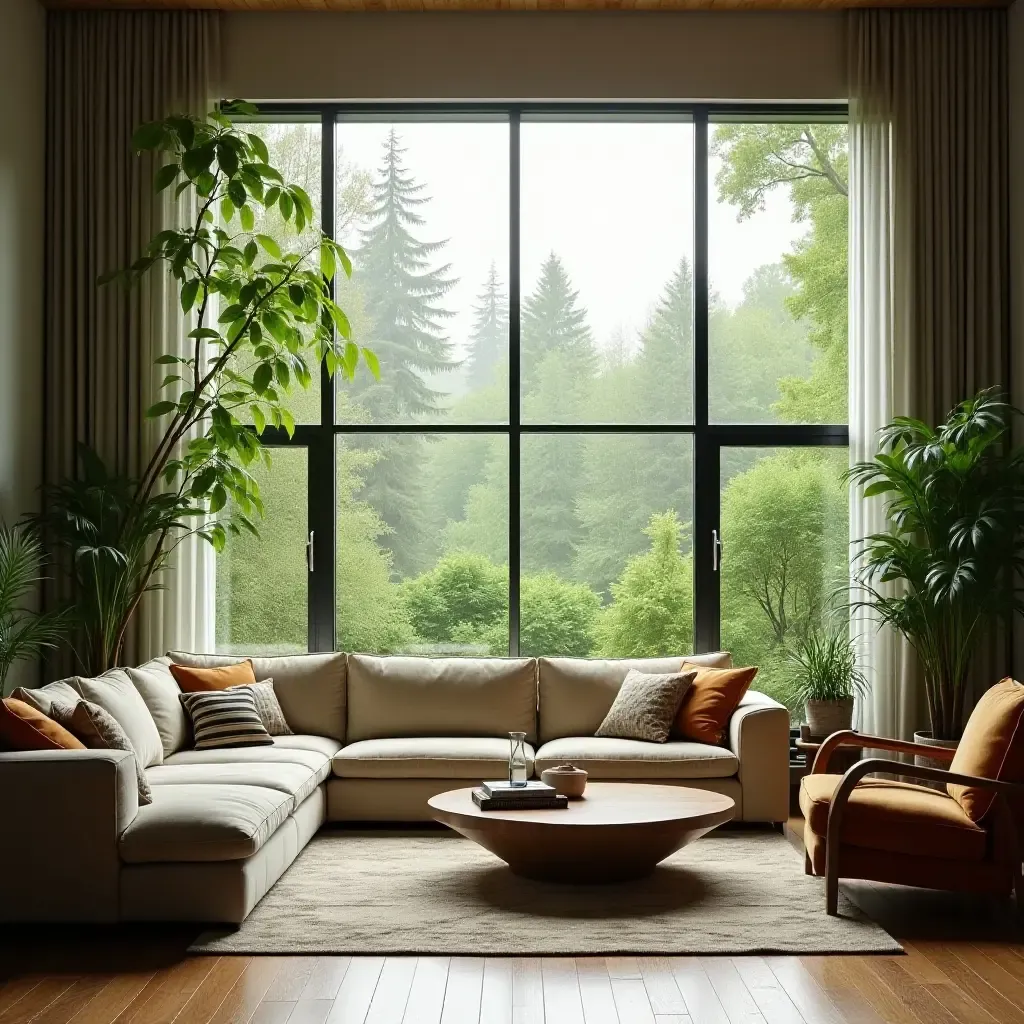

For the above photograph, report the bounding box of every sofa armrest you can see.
[727,690,791,823]
[0,748,138,922]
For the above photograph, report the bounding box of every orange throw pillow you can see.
[948,677,1024,823]
[0,698,85,751]
[170,660,257,693]
[673,664,758,745]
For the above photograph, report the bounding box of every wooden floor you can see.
[2,819,1023,1024]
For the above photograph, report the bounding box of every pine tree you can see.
[465,263,508,391]
[521,253,596,395]
[348,130,458,578]
[636,258,694,421]
[353,129,458,419]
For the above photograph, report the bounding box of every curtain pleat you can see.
[44,11,221,671]
[848,9,1010,739]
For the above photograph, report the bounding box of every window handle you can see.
[712,529,723,572]
[306,530,315,573]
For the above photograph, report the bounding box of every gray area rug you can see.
[191,829,901,955]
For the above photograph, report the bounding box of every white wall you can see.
[1011,1,1024,681]
[0,0,45,525]
[222,11,846,102]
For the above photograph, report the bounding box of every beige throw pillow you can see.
[248,679,293,736]
[595,669,697,743]
[74,669,164,768]
[50,699,153,805]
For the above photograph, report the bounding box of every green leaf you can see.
[361,347,381,380]
[275,358,291,389]
[228,179,247,209]
[279,191,294,221]
[188,327,222,340]
[180,279,200,314]
[220,196,235,222]
[256,234,281,259]
[146,401,176,419]
[248,133,270,164]
[155,354,182,365]
[280,408,295,438]
[320,244,336,281]
[155,163,180,192]
[132,121,166,152]
[218,303,244,324]
[216,143,239,178]
[288,284,305,307]
[209,484,228,514]
[253,363,273,395]
[240,205,255,233]
[251,405,266,434]
[244,240,258,266]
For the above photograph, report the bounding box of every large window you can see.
[215,106,849,709]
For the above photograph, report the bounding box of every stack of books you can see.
[472,780,568,811]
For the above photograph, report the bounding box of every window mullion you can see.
[508,110,522,658]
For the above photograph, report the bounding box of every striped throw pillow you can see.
[179,688,273,750]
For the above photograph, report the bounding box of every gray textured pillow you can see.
[248,679,293,736]
[49,699,153,805]
[595,668,697,743]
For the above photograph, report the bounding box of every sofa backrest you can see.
[167,651,347,742]
[346,654,537,743]
[537,652,733,743]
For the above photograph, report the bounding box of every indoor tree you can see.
[38,103,375,674]
[848,390,1024,740]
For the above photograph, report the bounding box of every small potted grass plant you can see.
[787,622,868,738]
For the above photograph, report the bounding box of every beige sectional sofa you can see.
[1,649,790,924]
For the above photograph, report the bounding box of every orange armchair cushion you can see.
[169,659,256,693]
[948,677,1024,823]
[800,772,986,862]
[0,698,86,751]
[673,664,757,745]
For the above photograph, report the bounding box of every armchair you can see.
[799,678,1024,916]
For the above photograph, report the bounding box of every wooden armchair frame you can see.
[809,730,1024,916]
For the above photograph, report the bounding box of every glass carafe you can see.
[508,731,528,787]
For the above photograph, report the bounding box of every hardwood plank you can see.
[439,958,482,1024]
[249,1003,295,1024]
[479,960,512,1024]
[301,963,352,1003]
[325,958,384,1024]
[763,959,844,1024]
[611,979,656,1024]
[699,959,765,1024]
[669,961,731,1024]
[32,976,115,1024]
[265,963,319,1005]
[207,959,289,1024]
[912,943,1024,1024]
[731,959,805,1024]
[114,959,218,1024]
[511,959,544,1024]
[67,974,157,1024]
[795,958,888,1024]
[606,961,642,982]
[0,981,44,1020]
[287,1001,334,1024]
[402,958,449,1024]
[654,1018,692,1024]
[637,960,686,1016]
[0,977,80,1024]
[575,959,618,1024]
[175,958,253,1024]
[964,946,1024,1007]
[541,958,584,1024]
[365,959,416,1024]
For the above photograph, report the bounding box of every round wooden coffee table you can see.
[428,783,735,884]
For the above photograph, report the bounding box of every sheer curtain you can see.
[848,9,1010,738]
[45,11,221,668]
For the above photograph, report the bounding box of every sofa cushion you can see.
[800,773,987,862]
[333,736,536,779]
[9,680,83,717]
[146,760,323,810]
[346,655,537,743]
[118,783,293,863]
[128,658,188,759]
[271,734,342,758]
[534,736,739,779]
[168,652,347,742]
[74,669,164,769]
[163,739,333,785]
[537,653,732,744]
[948,677,1024,823]
[170,659,256,692]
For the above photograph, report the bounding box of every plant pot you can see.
[913,730,959,790]
[804,698,855,740]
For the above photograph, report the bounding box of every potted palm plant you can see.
[0,523,69,695]
[847,389,1024,750]
[787,623,868,737]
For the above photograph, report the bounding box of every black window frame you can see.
[243,102,850,657]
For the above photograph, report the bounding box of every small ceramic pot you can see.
[541,763,588,799]
[804,698,855,740]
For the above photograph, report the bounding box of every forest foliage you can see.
[215,120,850,709]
